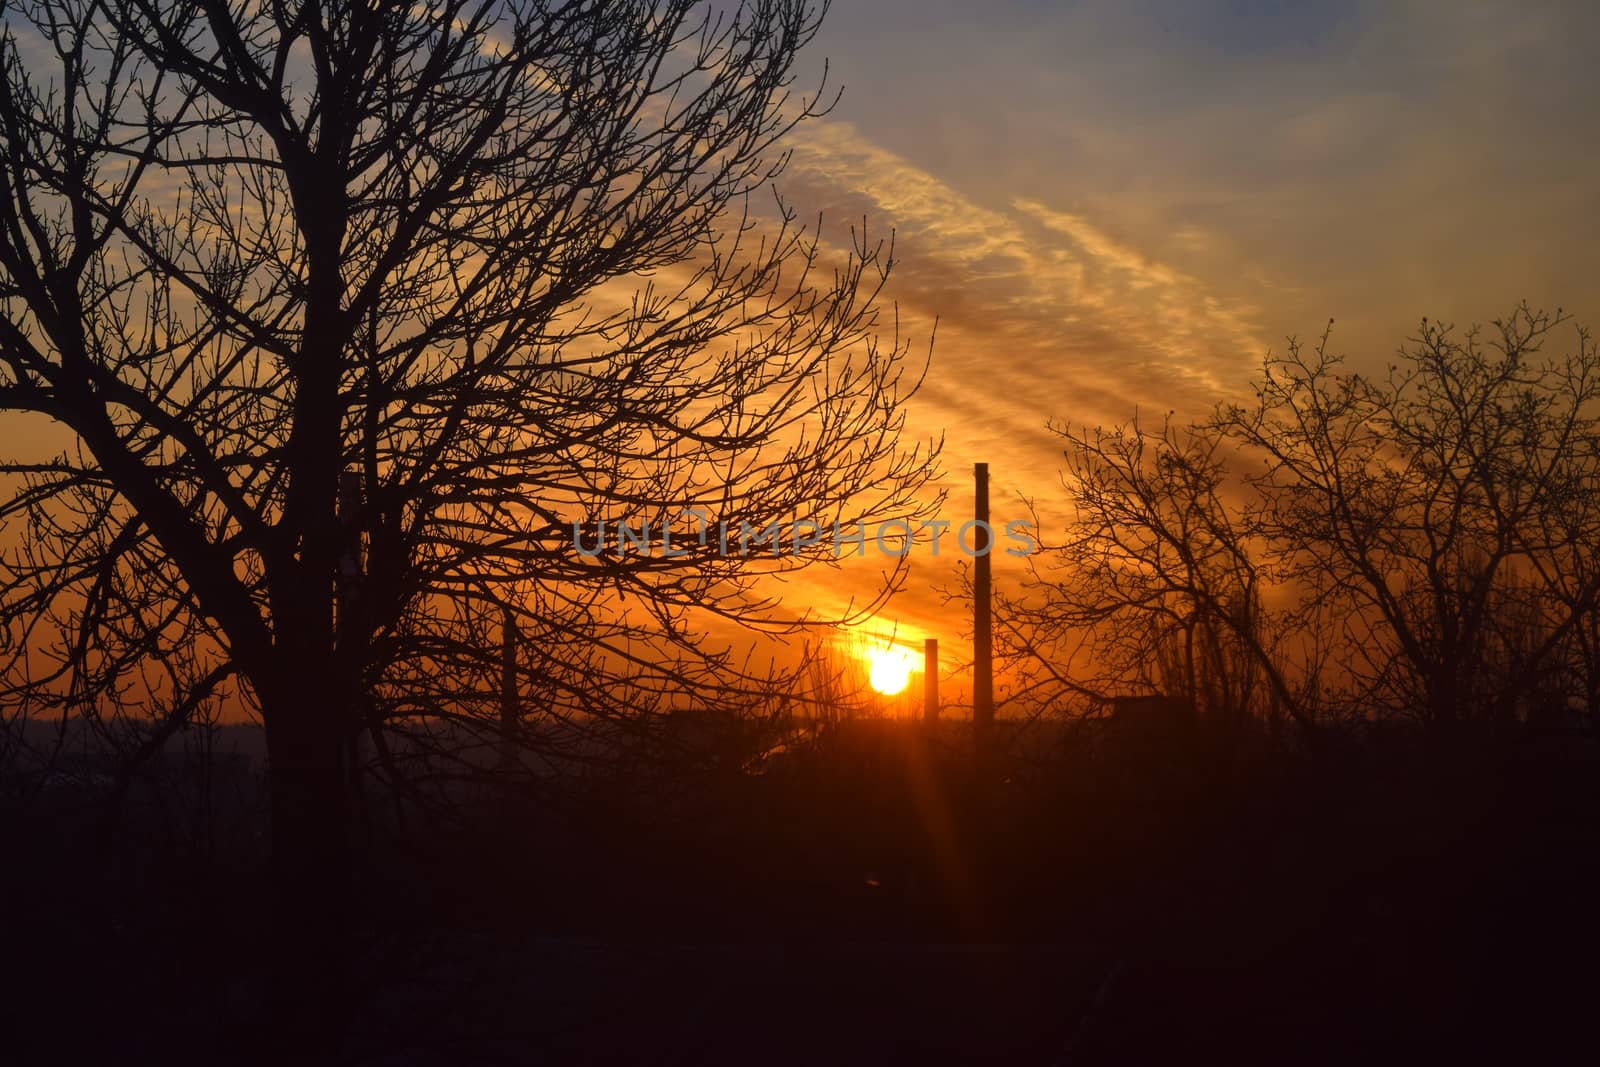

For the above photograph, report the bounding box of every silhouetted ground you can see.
[5,719,1600,1064]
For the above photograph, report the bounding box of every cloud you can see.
[778,118,1269,437]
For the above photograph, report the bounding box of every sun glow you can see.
[866,645,916,696]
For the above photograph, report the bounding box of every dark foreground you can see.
[5,720,1600,1065]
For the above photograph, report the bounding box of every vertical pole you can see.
[973,462,994,748]
[924,638,940,724]
[500,605,518,770]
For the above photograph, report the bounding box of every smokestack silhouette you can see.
[974,463,994,745]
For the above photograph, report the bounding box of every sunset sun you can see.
[866,645,916,696]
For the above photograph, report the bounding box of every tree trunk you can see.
[263,690,351,1060]
[1428,666,1461,733]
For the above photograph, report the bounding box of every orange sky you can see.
[2,1,1595,715]
[775,0,1599,702]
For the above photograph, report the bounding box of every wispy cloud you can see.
[779,119,1268,439]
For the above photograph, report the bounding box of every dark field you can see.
[6,718,1599,1065]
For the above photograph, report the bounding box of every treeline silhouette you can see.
[988,304,1600,741]
[8,674,1598,1064]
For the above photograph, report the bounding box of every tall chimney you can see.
[973,462,994,744]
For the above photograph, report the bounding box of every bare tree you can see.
[0,0,938,1031]
[990,415,1311,733]
[1220,307,1600,729]
[999,305,1600,740]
